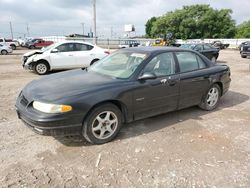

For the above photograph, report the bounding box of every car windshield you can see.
[41,43,57,52]
[180,44,196,49]
[88,51,148,79]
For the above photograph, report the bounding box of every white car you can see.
[0,44,13,55]
[22,41,109,75]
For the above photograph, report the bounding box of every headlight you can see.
[33,101,72,113]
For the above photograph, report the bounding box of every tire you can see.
[10,44,16,50]
[1,50,8,55]
[34,61,49,75]
[211,56,216,63]
[82,103,122,144]
[199,84,221,111]
[90,59,99,66]
[30,45,35,49]
[241,55,247,58]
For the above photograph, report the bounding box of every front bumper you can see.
[241,51,250,56]
[16,93,83,136]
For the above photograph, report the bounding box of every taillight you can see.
[104,51,110,55]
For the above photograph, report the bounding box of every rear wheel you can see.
[90,59,99,66]
[1,50,8,55]
[34,61,49,75]
[10,44,16,50]
[199,84,221,111]
[30,45,35,49]
[82,103,122,144]
[241,55,247,58]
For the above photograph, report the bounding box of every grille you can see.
[20,94,29,106]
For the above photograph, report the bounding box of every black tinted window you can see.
[176,52,202,72]
[56,43,75,52]
[75,43,93,51]
[143,52,175,76]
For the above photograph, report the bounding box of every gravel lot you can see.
[0,49,249,187]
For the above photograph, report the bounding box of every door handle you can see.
[68,54,73,56]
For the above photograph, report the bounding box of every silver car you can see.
[0,44,13,55]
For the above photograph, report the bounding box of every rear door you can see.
[74,43,95,68]
[175,51,210,109]
[133,52,180,120]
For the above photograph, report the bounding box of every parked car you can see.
[26,39,53,49]
[211,41,230,49]
[119,40,140,48]
[24,38,41,48]
[16,47,231,144]
[238,41,250,50]
[0,44,13,55]
[0,38,18,50]
[22,41,109,75]
[240,43,250,58]
[180,43,219,62]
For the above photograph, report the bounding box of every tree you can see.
[145,17,157,37]
[148,4,236,39]
[236,21,250,38]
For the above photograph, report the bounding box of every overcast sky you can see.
[0,0,249,38]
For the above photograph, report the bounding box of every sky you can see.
[0,0,249,38]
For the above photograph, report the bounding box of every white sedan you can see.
[22,41,109,75]
[0,44,13,55]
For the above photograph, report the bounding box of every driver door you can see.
[133,52,180,120]
[49,43,77,69]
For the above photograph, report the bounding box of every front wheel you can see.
[82,103,122,144]
[241,55,247,58]
[34,62,49,75]
[1,50,8,55]
[199,84,221,111]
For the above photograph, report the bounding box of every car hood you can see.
[22,69,122,102]
[23,50,43,57]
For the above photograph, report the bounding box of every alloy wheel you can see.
[206,87,219,107]
[36,63,47,74]
[91,111,118,140]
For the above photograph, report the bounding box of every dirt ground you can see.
[0,49,249,188]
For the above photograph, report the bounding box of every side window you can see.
[75,43,93,51]
[196,55,207,69]
[143,52,175,77]
[176,52,206,72]
[56,43,75,52]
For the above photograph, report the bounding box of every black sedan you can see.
[16,47,231,144]
[180,43,220,62]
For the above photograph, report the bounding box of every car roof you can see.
[121,46,196,53]
[56,40,94,46]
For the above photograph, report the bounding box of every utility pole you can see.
[110,26,113,38]
[92,0,97,44]
[26,23,30,37]
[81,23,84,36]
[9,22,14,39]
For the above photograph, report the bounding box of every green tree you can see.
[236,21,250,38]
[145,17,157,37]
[148,4,236,39]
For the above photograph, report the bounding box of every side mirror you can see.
[51,49,59,53]
[138,72,157,80]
